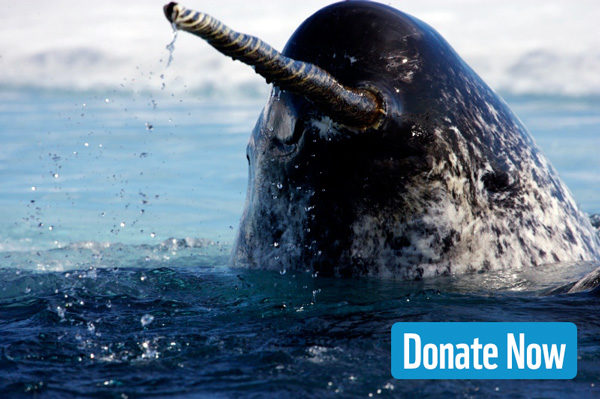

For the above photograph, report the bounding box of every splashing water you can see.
[165,23,178,68]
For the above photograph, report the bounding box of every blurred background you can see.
[1,0,599,252]
[1,0,600,96]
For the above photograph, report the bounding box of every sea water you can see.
[1,87,600,398]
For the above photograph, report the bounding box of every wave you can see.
[2,0,600,98]
[0,238,230,272]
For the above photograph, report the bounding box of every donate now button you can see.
[391,322,577,379]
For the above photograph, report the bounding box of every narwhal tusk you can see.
[163,2,386,129]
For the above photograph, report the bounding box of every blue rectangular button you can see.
[391,322,577,379]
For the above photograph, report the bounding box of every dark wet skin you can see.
[213,1,599,277]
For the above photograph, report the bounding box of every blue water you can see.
[1,88,600,398]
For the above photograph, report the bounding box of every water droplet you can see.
[273,242,280,248]
[48,225,54,231]
[104,98,110,103]
[87,322,95,334]
[145,122,153,131]
[31,186,36,191]
[276,183,283,190]
[312,288,321,302]
[279,269,286,275]
[24,287,31,294]
[150,232,156,238]
[53,173,59,178]
[141,314,154,327]
[120,222,126,227]
[84,142,89,147]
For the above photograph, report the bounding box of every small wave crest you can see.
[0,238,230,272]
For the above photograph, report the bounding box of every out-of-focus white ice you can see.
[1,0,599,97]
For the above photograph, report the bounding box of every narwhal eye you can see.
[288,119,306,144]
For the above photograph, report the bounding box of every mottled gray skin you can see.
[231,1,600,278]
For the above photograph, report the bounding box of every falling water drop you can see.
[166,25,178,68]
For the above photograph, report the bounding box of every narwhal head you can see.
[165,2,597,277]
[163,1,460,276]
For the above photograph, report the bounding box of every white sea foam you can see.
[0,0,599,97]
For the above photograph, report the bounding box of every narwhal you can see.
[163,1,600,279]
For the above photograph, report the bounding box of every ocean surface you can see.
[2,1,600,398]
